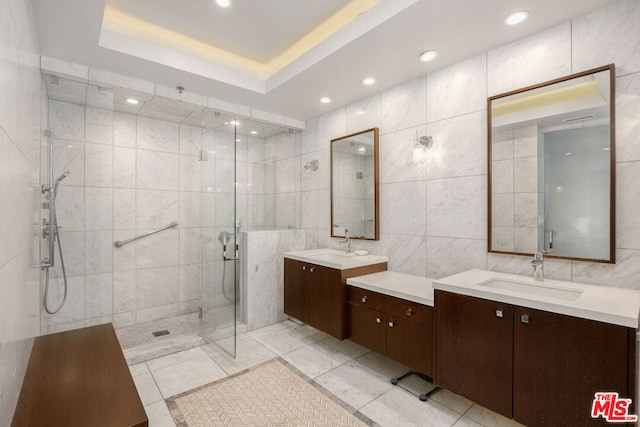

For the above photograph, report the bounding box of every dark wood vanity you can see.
[283,257,386,339]
[436,290,636,427]
[346,285,435,377]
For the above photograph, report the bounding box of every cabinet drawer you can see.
[384,295,433,327]
[346,286,385,311]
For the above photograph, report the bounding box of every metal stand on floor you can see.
[390,370,441,402]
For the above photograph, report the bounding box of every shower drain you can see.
[152,330,170,337]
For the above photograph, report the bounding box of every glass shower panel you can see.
[200,119,238,357]
[544,126,610,260]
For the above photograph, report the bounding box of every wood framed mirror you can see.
[488,64,615,263]
[330,127,379,240]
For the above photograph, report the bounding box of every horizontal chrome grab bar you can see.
[113,221,178,248]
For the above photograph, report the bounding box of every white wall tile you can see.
[85,273,113,318]
[426,237,487,279]
[617,161,640,249]
[180,155,201,192]
[114,112,136,148]
[136,228,179,269]
[381,77,426,133]
[572,0,640,76]
[113,189,136,229]
[616,72,640,162]
[179,124,202,156]
[85,230,113,275]
[488,23,572,96]
[52,138,84,186]
[85,107,113,145]
[427,111,486,179]
[113,146,136,188]
[427,176,486,239]
[85,187,112,230]
[381,233,427,276]
[345,94,381,134]
[136,116,179,153]
[379,126,427,184]
[49,100,84,141]
[380,181,426,235]
[427,53,487,123]
[136,150,179,191]
[136,266,179,309]
[136,190,179,229]
[85,143,113,187]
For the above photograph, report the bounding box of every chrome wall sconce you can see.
[412,131,433,162]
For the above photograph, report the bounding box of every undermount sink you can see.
[479,278,584,301]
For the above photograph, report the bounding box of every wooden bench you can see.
[12,323,148,427]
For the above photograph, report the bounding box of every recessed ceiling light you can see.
[236,138,241,142]
[358,146,366,155]
[216,0,231,8]
[125,98,139,105]
[418,50,438,63]
[250,131,258,135]
[228,120,239,125]
[505,10,529,26]
[603,147,610,151]
[362,77,376,86]
[565,152,572,156]
[320,97,331,104]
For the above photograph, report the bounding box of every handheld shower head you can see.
[53,170,70,195]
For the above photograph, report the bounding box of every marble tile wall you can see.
[43,100,266,333]
[241,229,305,330]
[0,0,42,424]
[283,0,640,287]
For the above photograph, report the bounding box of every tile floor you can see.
[128,319,524,427]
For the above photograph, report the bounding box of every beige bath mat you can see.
[167,359,372,426]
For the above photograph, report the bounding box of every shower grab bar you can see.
[113,221,178,248]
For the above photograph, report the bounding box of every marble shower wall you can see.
[0,0,42,424]
[43,100,266,333]
[287,0,640,288]
[241,229,305,330]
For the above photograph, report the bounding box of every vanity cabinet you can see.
[347,286,434,377]
[436,290,636,426]
[283,258,386,339]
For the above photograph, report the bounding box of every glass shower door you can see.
[200,118,238,357]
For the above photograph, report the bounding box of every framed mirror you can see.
[488,64,615,263]
[331,127,379,240]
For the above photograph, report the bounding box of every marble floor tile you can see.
[360,387,462,427]
[144,401,176,427]
[464,404,525,427]
[319,335,370,360]
[132,372,163,406]
[146,347,206,372]
[129,362,149,377]
[281,340,354,379]
[251,324,325,356]
[354,350,409,379]
[315,359,395,409]
[151,351,227,398]
[452,417,484,427]
[429,389,474,415]
[246,319,298,339]
[202,333,277,375]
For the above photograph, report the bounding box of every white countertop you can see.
[433,269,640,328]
[346,271,435,306]
[284,248,388,270]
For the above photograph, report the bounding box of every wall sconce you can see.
[412,131,433,162]
[304,159,319,171]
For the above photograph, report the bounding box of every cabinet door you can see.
[386,315,414,369]
[436,290,514,418]
[513,306,632,427]
[308,264,343,338]
[347,303,386,354]
[412,323,434,378]
[283,259,309,323]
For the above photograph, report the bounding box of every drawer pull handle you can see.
[310,267,315,273]
[521,314,530,324]
[406,308,413,317]
[302,265,306,271]
[388,321,394,328]
[376,317,381,324]
[496,309,503,318]
[361,296,368,303]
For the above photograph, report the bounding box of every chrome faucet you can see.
[339,232,351,254]
[531,252,544,282]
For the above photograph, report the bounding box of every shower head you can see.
[53,170,70,195]
[218,231,232,245]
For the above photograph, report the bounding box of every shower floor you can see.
[115,305,247,365]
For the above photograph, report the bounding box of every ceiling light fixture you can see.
[228,120,239,125]
[320,97,331,104]
[418,50,438,63]
[125,98,139,105]
[358,146,366,155]
[505,10,529,26]
[362,77,376,85]
[216,0,231,8]
[250,131,258,135]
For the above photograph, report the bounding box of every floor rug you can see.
[167,359,373,426]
